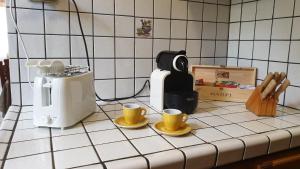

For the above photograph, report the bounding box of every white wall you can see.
[0,6,8,61]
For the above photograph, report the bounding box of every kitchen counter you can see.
[1,98,300,169]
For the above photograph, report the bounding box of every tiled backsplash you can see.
[228,0,300,109]
[7,0,230,105]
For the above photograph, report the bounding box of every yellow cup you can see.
[123,104,147,125]
[163,109,188,131]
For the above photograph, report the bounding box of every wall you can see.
[228,0,300,109]
[7,0,230,105]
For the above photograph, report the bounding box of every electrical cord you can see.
[9,0,33,88]
[71,0,150,102]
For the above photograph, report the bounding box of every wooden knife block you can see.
[246,86,277,117]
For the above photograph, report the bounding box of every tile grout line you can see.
[0,107,22,169]
[97,104,151,169]
[81,121,108,169]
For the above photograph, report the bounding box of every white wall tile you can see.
[7,34,17,58]
[171,20,187,39]
[115,16,134,37]
[295,0,300,16]
[238,59,251,67]
[154,0,171,18]
[116,79,134,98]
[188,2,203,21]
[289,41,300,63]
[218,5,229,22]
[292,17,300,39]
[202,22,216,39]
[285,86,300,109]
[203,4,217,22]
[45,11,69,34]
[215,41,228,57]
[18,35,45,59]
[135,59,152,77]
[171,0,187,20]
[272,18,292,40]
[93,0,114,14]
[217,23,229,40]
[21,83,33,105]
[94,37,114,58]
[135,0,153,17]
[135,39,152,58]
[9,59,19,83]
[153,39,170,58]
[154,19,170,38]
[116,38,134,58]
[116,59,134,78]
[242,2,256,21]
[252,60,268,79]
[115,0,134,15]
[201,41,215,58]
[239,41,253,59]
[227,41,239,58]
[71,36,93,58]
[215,58,227,65]
[16,9,44,34]
[269,41,290,62]
[268,62,288,73]
[253,41,270,60]
[187,21,202,39]
[11,84,21,105]
[95,80,115,99]
[240,22,255,40]
[227,58,238,66]
[288,64,300,86]
[229,23,240,40]
[135,78,150,96]
[46,35,70,58]
[70,13,93,36]
[255,20,272,40]
[230,4,241,22]
[94,59,114,79]
[256,0,274,20]
[70,0,92,13]
[186,40,201,58]
[274,0,294,18]
[201,58,215,65]
[94,14,114,36]
[170,40,186,51]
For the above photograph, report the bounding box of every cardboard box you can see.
[191,65,257,102]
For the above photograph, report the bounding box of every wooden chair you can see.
[0,59,11,116]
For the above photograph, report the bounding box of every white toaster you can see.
[33,71,97,129]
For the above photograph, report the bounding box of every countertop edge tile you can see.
[285,126,300,148]
[105,157,148,169]
[239,134,269,160]
[212,139,245,167]
[264,130,291,154]
[180,144,216,169]
[145,149,184,169]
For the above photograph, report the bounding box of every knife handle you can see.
[261,73,274,91]
[261,79,277,100]
[274,80,290,99]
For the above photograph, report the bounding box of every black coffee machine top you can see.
[155,50,198,114]
[156,50,189,73]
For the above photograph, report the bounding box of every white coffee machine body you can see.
[33,71,97,129]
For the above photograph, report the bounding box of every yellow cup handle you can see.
[182,114,188,123]
[140,107,147,117]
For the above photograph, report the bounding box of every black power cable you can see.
[71,0,150,102]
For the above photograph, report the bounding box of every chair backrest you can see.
[0,59,10,87]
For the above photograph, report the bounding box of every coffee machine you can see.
[150,50,198,114]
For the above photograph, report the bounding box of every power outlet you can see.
[30,0,57,3]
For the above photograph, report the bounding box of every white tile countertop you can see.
[1,98,300,169]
